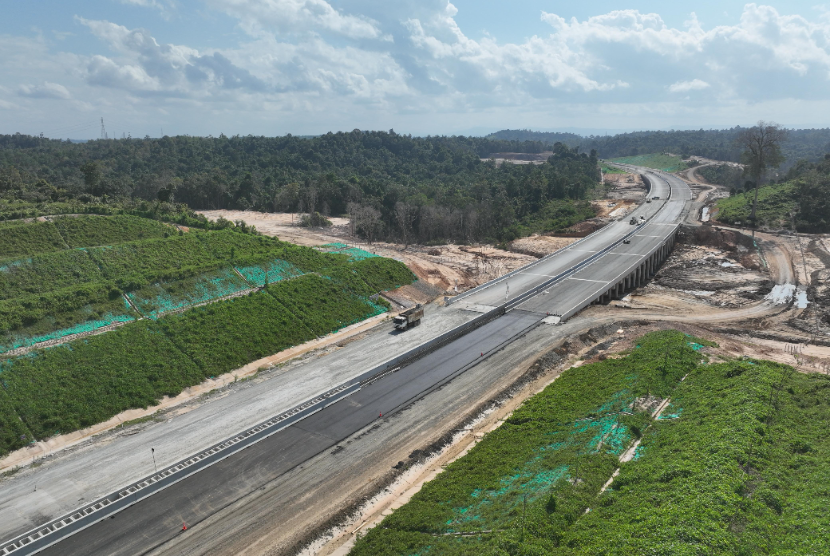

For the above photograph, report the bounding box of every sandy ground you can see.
[198,210,537,293]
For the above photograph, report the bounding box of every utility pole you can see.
[790,212,818,343]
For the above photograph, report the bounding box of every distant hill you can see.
[486,129,583,147]
[489,128,830,171]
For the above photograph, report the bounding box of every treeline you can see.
[0,132,600,243]
[489,128,830,170]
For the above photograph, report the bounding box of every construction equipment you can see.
[393,304,423,331]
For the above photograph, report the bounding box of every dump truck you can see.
[393,304,423,330]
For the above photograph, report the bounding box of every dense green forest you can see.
[490,128,830,170]
[0,132,600,244]
[715,154,830,232]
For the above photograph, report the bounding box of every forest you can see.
[0,131,600,244]
[490,128,830,170]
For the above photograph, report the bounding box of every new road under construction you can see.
[1,167,691,556]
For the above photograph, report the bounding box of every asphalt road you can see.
[39,310,542,556]
[457,170,687,311]
[27,166,691,556]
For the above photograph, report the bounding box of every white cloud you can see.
[668,79,710,93]
[207,0,381,39]
[118,0,176,19]
[18,81,72,99]
[4,3,830,137]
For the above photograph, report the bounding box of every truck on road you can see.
[393,304,423,331]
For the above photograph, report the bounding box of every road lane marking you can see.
[567,277,607,283]
[567,249,598,253]
[609,252,647,256]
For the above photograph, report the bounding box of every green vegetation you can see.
[267,274,386,336]
[698,164,745,189]
[715,183,797,229]
[351,330,704,555]
[0,321,202,440]
[126,267,250,318]
[599,163,626,175]
[54,215,173,247]
[0,249,104,299]
[1,133,600,244]
[159,292,313,378]
[0,214,416,457]
[0,221,66,259]
[0,283,136,353]
[518,200,596,237]
[609,153,688,173]
[89,233,220,283]
[351,330,830,555]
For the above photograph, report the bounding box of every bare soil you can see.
[198,210,536,294]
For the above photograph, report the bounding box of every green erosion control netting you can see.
[0,313,135,354]
[317,242,380,261]
[0,283,138,354]
[349,330,710,556]
[235,259,304,287]
[127,267,251,318]
[0,215,418,457]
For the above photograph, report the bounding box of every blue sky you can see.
[1,1,829,139]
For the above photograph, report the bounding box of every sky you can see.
[2,1,830,139]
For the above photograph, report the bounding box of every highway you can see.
[5,165,691,556]
[454,169,689,312]
[37,310,542,556]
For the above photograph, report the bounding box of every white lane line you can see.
[519,272,559,278]
[568,277,607,283]
[608,252,647,257]
[635,235,662,238]
[567,249,598,253]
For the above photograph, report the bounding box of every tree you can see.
[736,122,787,229]
[80,161,102,194]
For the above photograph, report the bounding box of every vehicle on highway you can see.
[623,239,631,244]
[393,304,423,330]
[646,199,652,203]
[652,196,660,200]
[629,217,638,225]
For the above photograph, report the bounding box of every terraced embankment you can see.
[0,216,415,458]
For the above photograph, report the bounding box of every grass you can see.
[266,274,387,335]
[600,163,627,175]
[0,215,416,457]
[351,332,830,555]
[0,249,104,300]
[127,267,250,318]
[0,221,66,259]
[714,182,797,229]
[609,153,689,173]
[159,291,314,378]
[0,282,137,353]
[54,215,174,247]
[88,233,221,283]
[0,321,203,442]
[350,330,705,555]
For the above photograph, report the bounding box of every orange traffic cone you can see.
[182,523,187,531]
